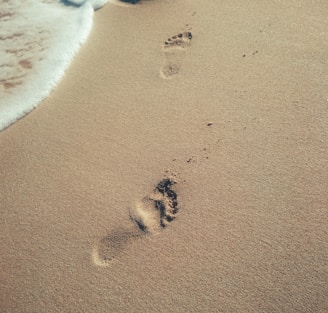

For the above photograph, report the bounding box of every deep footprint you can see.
[130,178,179,232]
[164,32,193,49]
[93,178,179,266]
[155,178,179,227]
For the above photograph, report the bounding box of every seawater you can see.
[0,0,108,131]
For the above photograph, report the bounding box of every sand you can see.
[1,0,327,312]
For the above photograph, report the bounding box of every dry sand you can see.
[1,0,328,312]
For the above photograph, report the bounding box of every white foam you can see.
[0,0,108,131]
[89,0,109,9]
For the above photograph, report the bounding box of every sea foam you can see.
[0,0,107,131]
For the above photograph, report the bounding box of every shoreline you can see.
[0,0,95,132]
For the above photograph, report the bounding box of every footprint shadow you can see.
[92,228,141,267]
[92,178,179,266]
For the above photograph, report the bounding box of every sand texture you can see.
[1,0,328,312]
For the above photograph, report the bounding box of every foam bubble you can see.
[0,0,108,131]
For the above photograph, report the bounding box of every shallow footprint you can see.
[160,63,180,79]
[160,32,192,79]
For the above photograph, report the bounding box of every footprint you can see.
[164,32,193,49]
[160,63,180,79]
[160,32,192,79]
[92,178,179,266]
[130,178,179,232]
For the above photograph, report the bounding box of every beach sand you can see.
[1,0,327,312]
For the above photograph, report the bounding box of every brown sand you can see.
[1,0,328,312]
